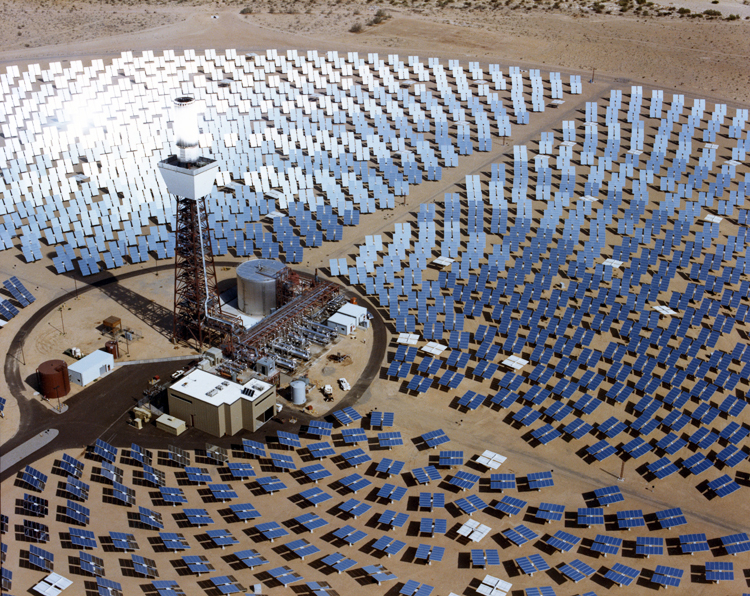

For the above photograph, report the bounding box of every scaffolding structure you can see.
[172,197,242,348]
[173,196,216,347]
[275,266,298,307]
[274,266,321,308]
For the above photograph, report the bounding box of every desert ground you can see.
[1,1,749,596]
[0,0,748,103]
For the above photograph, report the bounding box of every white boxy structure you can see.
[67,350,114,386]
[327,301,370,334]
[326,312,357,335]
[337,302,370,328]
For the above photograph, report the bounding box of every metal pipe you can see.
[196,199,230,333]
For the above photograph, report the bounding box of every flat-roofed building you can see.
[167,369,276,437]
[337,302,370,328]
[327,312,357,335]
[68,350,114,386]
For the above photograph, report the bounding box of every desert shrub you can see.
[368,10,390,24]
[350,21,364,31]
[240,6,253,13]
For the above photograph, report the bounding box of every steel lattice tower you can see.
[172,195,221,347]
[157,96,224,349]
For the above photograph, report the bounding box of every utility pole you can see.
[59,305,66,335]
[17,330,26,365]
[618,460,625,482]
[119,332,130,356]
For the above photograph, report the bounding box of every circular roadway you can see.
[1,263,386,482]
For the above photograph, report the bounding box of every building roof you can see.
[236,258,285,282]
[103,316,121,327]
[156,414,186,431]
[338,303,368,319]
[68,349,114,373]
[170,369,273,407]
[328,312,357,327]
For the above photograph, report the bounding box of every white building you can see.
[327,311,357,335]
[337,302,370,328]
[68,350,114,386]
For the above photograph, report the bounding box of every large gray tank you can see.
[290,380,306,405]
[236,259,286,317]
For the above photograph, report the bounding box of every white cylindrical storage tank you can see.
[236,259,286,317]
[291,380,306,405]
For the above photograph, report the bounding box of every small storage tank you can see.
[105,340,120,359]
[36,360,71,401]
[236,259,286,317]
[290,380,306,406]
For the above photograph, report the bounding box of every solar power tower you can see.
[157,96,235,347]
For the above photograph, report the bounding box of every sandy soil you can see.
[0,2,749,595]
[2,414,747,595]
[293,325,375,416]
[0,0,748,103]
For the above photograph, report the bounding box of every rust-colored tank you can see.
[36,360,70,401]
[105,340,120,359]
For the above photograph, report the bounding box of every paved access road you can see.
[1,264,386,482]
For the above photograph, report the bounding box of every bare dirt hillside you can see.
[0,0,748,103]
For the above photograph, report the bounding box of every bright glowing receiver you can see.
[172,95,200,164]
[158,93,217,201]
